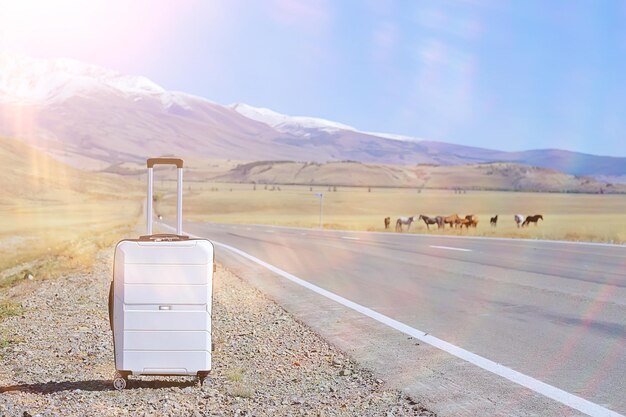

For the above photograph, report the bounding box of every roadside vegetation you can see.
[0,202,141,290]
[0,138,142,294]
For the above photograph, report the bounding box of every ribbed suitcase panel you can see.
[124,310,210,331]
[122,241,211,265]
[123,351,211,375]
[124,264,210,284]
[124,330,210,351]
[124,283,209,305]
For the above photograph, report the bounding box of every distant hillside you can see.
[213,160,625,193]
[416,142,626,177]
[0,137,130,203]
[2,55,626,180]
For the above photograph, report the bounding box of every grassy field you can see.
[157,181,626,244]
[0,138,142,295]
[0,199,142,289]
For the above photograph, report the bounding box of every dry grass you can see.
[225,368,254,398]
[228,384,255,398]
[157,182,626,244]
[0,302,22,321]
[0,138,143,292]
[226,368,245,383]
[0,200,142,290]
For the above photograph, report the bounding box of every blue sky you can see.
[2,0,625,156]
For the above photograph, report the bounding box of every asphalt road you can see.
[179,222,626,416]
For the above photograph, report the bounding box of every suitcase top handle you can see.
[139,233,189,241]
[147,158,184,168]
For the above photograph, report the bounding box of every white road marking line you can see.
[265,230,275,233]
[341,236,360,240]
[162,223,623,417]
[429,245,472,252]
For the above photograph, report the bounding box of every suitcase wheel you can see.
[197,371,211,387]
[113,371,128,391]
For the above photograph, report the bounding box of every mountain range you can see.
[1,54,624,181]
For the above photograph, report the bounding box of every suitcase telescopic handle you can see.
[147,158,184,168]
[146,158,184,236]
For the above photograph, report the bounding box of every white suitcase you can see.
[109,158,214,390]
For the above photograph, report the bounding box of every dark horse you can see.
[522,214,543,227]
[490,215,498,227]
[419,214,444,230]
[384,217,391,229]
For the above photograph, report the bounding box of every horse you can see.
[514,214,525,228]
[455,218,471,228]
[490,215,498,227]
[465,214,479,228]
[522,214,543,227]
[396,216,415,232]
[419,215,444,230]
[384,217,391,229]
[443,214,460,228]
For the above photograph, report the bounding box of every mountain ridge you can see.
[1,54,624,179]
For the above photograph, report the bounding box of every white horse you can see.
[395,216,415,232]
[514,214,525,228]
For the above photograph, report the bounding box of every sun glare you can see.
[0,0,195,69]
[0,0,89,42]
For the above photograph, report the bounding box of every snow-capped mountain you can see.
[0,53,191,110]
[0,54,312,169]
[1,54,625,177]
[228,103,422,143]
[229,102,357,136]
[0,54,448,169]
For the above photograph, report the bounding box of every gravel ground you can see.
[0,249,435,417]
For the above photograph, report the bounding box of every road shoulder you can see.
[0,249,432,416]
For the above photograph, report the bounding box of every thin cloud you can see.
[414,6,484,41]
[267,0,332,33]
[401,37,477,138]
[371,21,399,65]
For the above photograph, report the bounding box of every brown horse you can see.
[522,214,543,227]
[419,215,444,230]
[384,217,391,229]
[464,214,478,228]
[443,214,460,228]
[455,218,471,228]
[490,215,498,227]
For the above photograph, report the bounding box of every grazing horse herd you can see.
[386,213,544,232]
